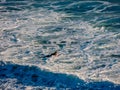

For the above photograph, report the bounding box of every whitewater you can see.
[0,0,120,90]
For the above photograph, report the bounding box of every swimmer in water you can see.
[44,51,59,58]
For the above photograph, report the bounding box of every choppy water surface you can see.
[0,0,120,89]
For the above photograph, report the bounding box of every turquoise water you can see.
[0,0,120,89]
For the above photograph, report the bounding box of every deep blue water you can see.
[0,0,120,90]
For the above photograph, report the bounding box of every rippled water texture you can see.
[0,0,120,89]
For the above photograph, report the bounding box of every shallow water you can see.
[0,0,120,89]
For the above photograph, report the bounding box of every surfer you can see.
[44,51,59,58]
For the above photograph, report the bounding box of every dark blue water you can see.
[0,0,120,89]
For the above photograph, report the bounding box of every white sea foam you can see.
[0,0,120,89]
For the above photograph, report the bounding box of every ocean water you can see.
[0,0,120,90]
